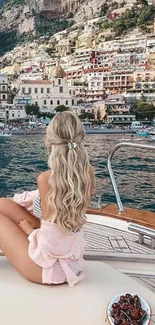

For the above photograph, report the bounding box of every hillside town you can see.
[1,5,155,125]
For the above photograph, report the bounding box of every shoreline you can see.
[11,129,136,136]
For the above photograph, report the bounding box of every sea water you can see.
[0,134,155,211]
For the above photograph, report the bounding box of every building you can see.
[133,71,155,92]
[148,52,155,70]
[112,53,147,71]
[93,101,106,120]
[104,95,131,115]
[76,31,95,49]
[117,36,147,53]
[13,64,77,111]
[103,71,134,94]
[87,76,105,102]
[0,75,9,105]
[72,104,94,116]
[107,114,136,124]
[92,95,131,121]
[9,106,27,121]
[0,104,27,121]
[56,39,72,56]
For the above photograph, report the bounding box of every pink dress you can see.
[28,220,85,286]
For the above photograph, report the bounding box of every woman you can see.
[0,111,94,285]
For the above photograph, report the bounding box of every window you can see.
[28,88,31,94]
[69,91,71,95]
[50,100,53,105]
[22,87,25,94]
[35,88,38,93]
[57,100,60,105]
[66,100,68,105]
[58,79,61,85]
[72,100,74,105]
[41,88,44,94]
[59,87,63,93]
[35,101,38,105]
[44,100,46,105]
[2,85,5,91]
[47,88,50,94]
[2,94,6,99]
[12,114,14,117]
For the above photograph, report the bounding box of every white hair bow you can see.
[68,142,77,150]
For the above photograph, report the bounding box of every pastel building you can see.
[13,65,76,111]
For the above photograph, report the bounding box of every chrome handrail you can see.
[107,141,155,212]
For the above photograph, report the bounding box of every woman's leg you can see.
[0,213,42,284]
[0,198,40,228]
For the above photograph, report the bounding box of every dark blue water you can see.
[0,134,155,211]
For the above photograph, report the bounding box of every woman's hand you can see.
[19,219,33,235]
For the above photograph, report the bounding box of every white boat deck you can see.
[1,258,155,325]
[84,215,155,292]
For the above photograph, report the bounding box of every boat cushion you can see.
[0,258,154,325]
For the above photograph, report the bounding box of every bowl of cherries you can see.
[107,293,151,325]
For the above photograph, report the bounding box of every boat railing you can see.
[107,141,155,212]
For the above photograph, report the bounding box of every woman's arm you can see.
[37,171,52,220]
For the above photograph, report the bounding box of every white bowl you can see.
[107,293,151,325]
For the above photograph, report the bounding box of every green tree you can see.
[79,112,95,120]
[99,3,109,17]
[55,105,70,112]
[38,112,55,119]
[97,110,101,121]
[10,87,18,103]
[25,103,40,117]
[137,100,155,120]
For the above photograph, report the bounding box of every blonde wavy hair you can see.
[45,111,91,233]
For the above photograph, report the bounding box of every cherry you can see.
[132,321,138,325]
[122,303,129,312]
[112,303,120,309]
[111,308,120,317]
[111,310,118,318]
[122,321,130,325]
[139,309,146,318]
[114,315,121,325]
[120,295,125,301]
[131,309,139,320]
[136,303,142,309]
[125,293,132,299]
[133,295,140,303]
[127,305,133,310]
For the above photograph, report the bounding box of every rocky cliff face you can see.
[0,0,138,55]
[0,0,125,35]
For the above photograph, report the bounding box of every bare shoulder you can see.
[37,170,51,184]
